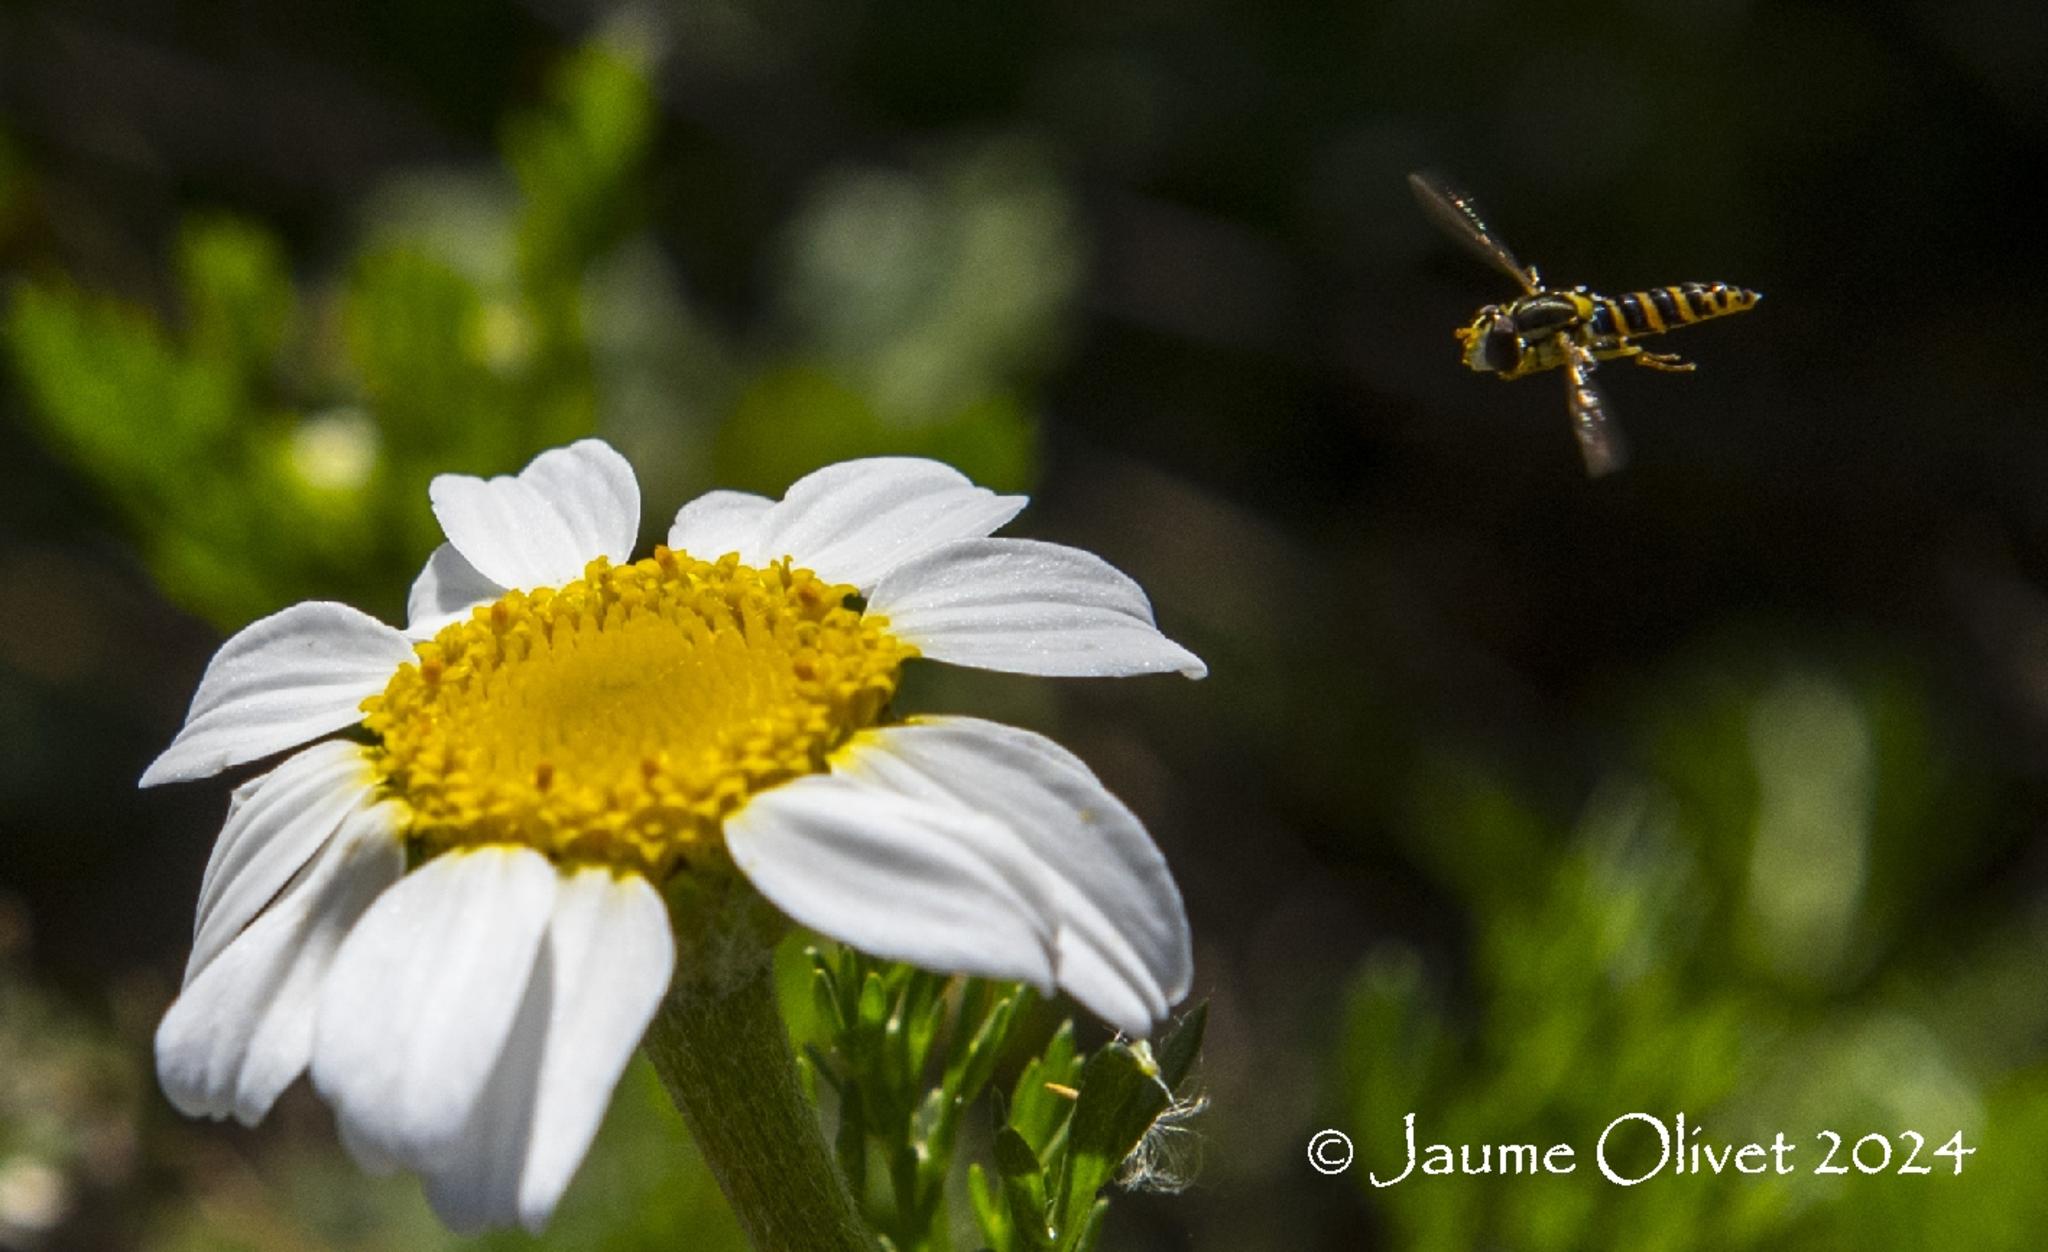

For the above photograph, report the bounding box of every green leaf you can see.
[858,970,890,1036]
[993,1126,1042,1179]
[1008,1022,1080,1153]
[812,965,847,1036]
[968,1163,1013,1252]
[835,946,865,1026]
[887,1141,921,1235]
[5,282,237,492]
[993,1128,1052,1252]
[906,975,948,1077]
[1068,1199,1108,1252]
[1051,1043,1168,1250]
[946,986,1030,1115]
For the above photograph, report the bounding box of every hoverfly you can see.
[1409,171,1760,476]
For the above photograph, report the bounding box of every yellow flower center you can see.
[360,548,915,877]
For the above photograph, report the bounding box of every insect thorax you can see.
[1457,290,1595,377]
[1507,291,1592,337]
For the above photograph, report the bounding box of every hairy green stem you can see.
[645,882,875,1252]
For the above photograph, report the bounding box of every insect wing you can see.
[1563,346,1628,477]
[1408,171,1539,294]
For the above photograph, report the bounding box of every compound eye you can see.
[1480,321,1521,372]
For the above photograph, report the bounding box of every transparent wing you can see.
[1564,344,1628,477]
[1408,171,1540,294]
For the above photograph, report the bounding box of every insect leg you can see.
[1631,351,1695,373]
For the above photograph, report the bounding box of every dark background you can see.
[6,1,2048,1248]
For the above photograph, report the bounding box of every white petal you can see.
[204,765,283,903]
[517,439,642,562]
[868,538,1207,679]
[840,719,1191,1036]
[515,871,673,1228]
[140,602,414,787]
[665,490,771,562]
[406,542,506,639]
[418,954,549,1234]
[429,439,641,590]
[156,803,404,1125]
[726,775,1056,988]
[312,847,558,1172]
[422,870,673,1233]
[756,458,1027,590]
[188,740,377,983]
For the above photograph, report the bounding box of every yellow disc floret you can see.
[361,548,915,877]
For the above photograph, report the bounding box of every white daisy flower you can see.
[146,439,1202,1234]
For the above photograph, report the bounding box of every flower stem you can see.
[644,887,875,1252]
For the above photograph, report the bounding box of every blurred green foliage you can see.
[2,45,1056,630]
[716,141,1064,496]
[0,916,144,1249]
[4,46,652,626]
[1344,655,2048,1249]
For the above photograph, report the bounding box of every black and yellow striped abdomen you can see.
[1588,282,1759,340]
